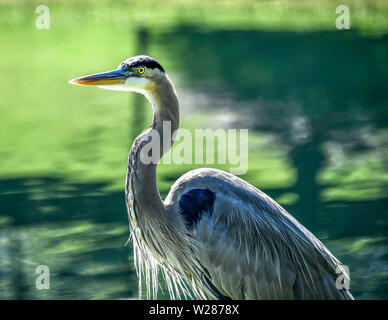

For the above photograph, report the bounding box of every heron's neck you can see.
[126,75,179,218]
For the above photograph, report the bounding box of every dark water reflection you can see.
[0,178,136,299]
[0,28,387,299]
[156,28,388,222]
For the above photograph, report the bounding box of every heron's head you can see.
[69,55,166,94]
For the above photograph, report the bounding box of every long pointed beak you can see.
[68,69,127,86]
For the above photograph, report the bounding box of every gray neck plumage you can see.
[126,74,179,220]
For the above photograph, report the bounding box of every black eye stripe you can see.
[119,55,165,72]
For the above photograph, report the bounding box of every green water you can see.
[0,1,387,299]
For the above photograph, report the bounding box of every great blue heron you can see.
[69,55,353,300]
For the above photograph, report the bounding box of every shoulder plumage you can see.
[178,188,216,229]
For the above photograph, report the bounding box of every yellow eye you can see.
[138,67,145,74]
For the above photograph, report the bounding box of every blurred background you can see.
[0,0,387,299]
